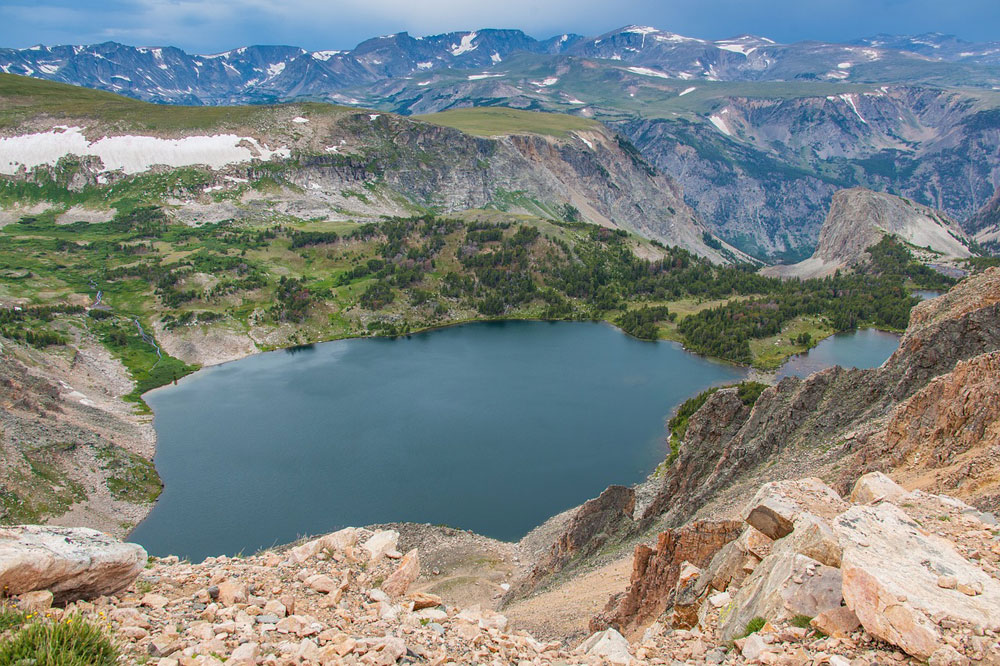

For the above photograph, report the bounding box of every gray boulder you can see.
[0,525,147,602]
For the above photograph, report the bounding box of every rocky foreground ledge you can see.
[1,473,999,665]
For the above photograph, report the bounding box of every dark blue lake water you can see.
[130,321,746,560]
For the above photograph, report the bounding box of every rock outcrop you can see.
[600,473,1000,664]
[0,525,146,602]
[873,351,1000,511]
[763,188,972,279]
[835,502,1000,661]
[591,520,743,637]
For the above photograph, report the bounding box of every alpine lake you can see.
[130,320,901,560]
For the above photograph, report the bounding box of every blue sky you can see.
[1,0,998,52]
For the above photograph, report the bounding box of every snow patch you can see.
[626,66,670,79]
[623,26,659,35]
[532,77,559,87]
[490,51,502,64]
[369,114,380,121]
[38,64,59,74]
[417,80,431,86]
[0,127,291,176]
[267,62,286,78]
[717,43,756,56]
[291,116,309,124]
[468,73,503,80]
[708,114,733,136]
[839,94,867,124]
[451,32,478,56]
[564,96,585,104]
[678,86,696,96]
[837,61,853,69]
[578,135,594,149]
[654,33,705,44]
[311,50,342,61]
[416,61,433,70]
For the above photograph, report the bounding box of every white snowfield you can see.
[0,127,291,176]
[626,66,671,79]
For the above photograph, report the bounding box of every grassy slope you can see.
[415,107,601,137]
[0,73,353,130]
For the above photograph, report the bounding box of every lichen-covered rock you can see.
[720,551,843,640]
[771,513,842,568]
[835,503,1000,660]
[811,606,861,638]
[0,525,146,602]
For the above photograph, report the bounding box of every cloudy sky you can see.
[1,0,997,52]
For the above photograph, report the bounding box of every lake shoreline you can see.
[133,316,903,557]
[130,320,748,560]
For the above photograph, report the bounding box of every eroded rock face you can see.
[878,351,1000,510]
[641,388,753,522]
[834,503,1000,660]
[0,525,146,602]
[762,187,971,279]
[590,520,743,637]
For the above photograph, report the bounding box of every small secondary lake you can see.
[130,321,746,560]
[775,328,900,380]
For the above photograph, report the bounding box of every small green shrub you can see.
[790,614,813,629]
[0,616,118,666]
[739,616,767,638]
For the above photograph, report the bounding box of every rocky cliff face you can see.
[762,187,972,278]
[623,90,1000,260]
[866,351,1000,512]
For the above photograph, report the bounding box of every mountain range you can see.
[2,28,1000,106]
[2,26,1000,261]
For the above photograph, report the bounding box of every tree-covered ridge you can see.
[0,208,959,401]
[675,237,956,364]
